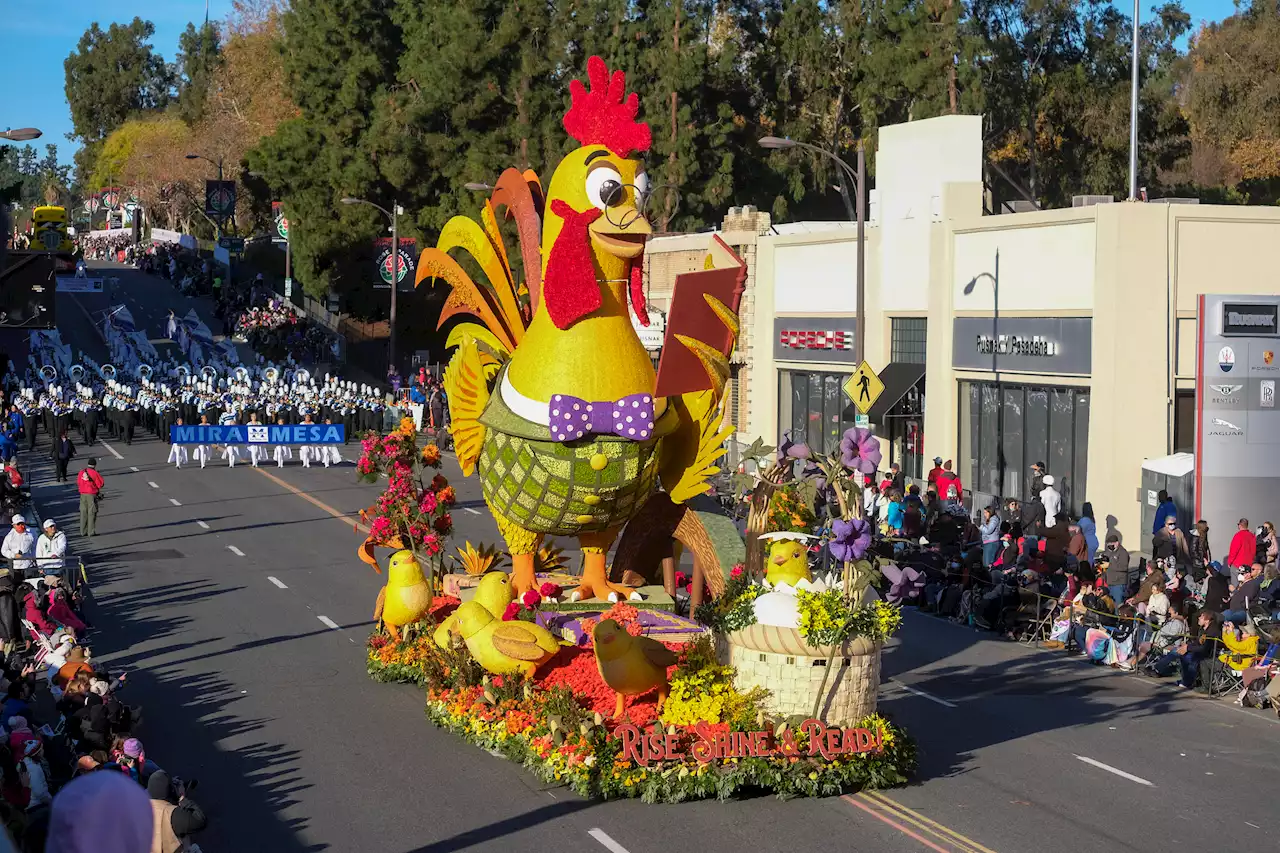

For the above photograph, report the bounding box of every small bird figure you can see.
[764,538,812,588]
[373,550,433,642]
[453,601,560,678]
[435,571,515,649]
[591,618,678,719]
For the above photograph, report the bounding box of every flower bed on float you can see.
[368,625,913,802]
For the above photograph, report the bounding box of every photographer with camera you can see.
[145,771,206,853]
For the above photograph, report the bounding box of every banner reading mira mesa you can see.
[169,424,345,444]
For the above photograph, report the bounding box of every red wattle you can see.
[629,258,649,326]
[543,200,603,330]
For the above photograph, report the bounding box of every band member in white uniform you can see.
[246,412,266,468]
[192,415,212,468]
[167,417,189,468]
[272,417,292,468]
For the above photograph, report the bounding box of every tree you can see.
[64,18,173,144]
[176,22,224,125]
[1181,0,1280,200]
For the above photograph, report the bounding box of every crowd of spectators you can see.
[77,234,134,263]
[0,511,207,851]
[217,280,334,365]
[850,455,1280,710]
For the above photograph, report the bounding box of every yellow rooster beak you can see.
[589,208,651,259]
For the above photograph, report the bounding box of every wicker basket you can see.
[726,627,880,725]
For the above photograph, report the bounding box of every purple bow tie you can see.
[549,393,655,443]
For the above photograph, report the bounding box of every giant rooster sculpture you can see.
[418,56,740,602]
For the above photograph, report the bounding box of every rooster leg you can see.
[613,692,626,720]
[510,553,538,596]
[386,623,401,643]
[569,527,636,602]
[656,682,670,713]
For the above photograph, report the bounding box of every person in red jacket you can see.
[936,460,963,500]
[1226,517,1257,583]
[926,456,944,489]
[77,458,105,538]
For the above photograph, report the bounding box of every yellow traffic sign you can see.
[843,361,884,415]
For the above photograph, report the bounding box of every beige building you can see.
[647,114,1280,547]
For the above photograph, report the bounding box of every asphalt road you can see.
[15,261,1276,852]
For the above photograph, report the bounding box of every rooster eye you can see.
[585,167,624,210]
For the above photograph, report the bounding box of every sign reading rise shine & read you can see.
[169,424,345,445]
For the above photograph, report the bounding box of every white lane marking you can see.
[888,678,957,708]
[318,616,340,630]
[130,466,139,472]
[228,546,245,557]
[147,482,159,489]
[463,507,482,515]
[588,829,631,853]
[169,498,182,506]
[196,520,210,529]
[1074,755,1154,786]
[99,440,124,460]
[267,576,288,589]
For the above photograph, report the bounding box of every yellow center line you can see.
[859,791,998,853]
[251,466,368,534]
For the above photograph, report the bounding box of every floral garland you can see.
[357,418,456,562]
[765,484,816,534]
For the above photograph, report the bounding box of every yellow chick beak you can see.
[589,209,650,259]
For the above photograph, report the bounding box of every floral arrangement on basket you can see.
[356,418,457,571]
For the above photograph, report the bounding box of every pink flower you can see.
[501,602,521,621]
[674,571,687,588]
[419,491,438,514]
[521,589,542,608]
[539,582,561,599]
[730,565,744,579]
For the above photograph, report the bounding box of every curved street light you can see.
[759,135,868,367]
[342,196,405,372]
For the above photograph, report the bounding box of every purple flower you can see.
[839,427,882,475]
[830,517,872,563]
[777,431,811,464]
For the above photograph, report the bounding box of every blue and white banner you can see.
[169,424,346,445]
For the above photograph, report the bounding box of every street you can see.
[16,267,1276,853]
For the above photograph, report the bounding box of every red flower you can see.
[539,582,561,599]
[501,602,521,622]
[434,514,453,534]
[522,589,542,608]
[730,564,744,579]
[674,571,687,588]
[437,485,457,506]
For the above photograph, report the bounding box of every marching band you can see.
[4,356,388,471]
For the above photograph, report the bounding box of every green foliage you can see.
[694,573,762,633]
[63,18,173,146]
[796,592,903,648]
[176,22,224,125]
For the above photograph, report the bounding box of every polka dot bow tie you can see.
[549,393,655,443]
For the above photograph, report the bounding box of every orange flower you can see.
[398,417,417,436]
[437,485,456,505]
[421,444,441,465]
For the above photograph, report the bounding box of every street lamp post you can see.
[341,196,404,372]
[759,137,867,368]
[964,251,1002,501]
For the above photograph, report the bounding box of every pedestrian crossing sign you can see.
[843,361,884,415]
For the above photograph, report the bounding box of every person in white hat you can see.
[1,515,34,572]
[1040,474,1062,528]
[35,518,67,581]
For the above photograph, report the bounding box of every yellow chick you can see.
[591,618,678,719]
[435,571,515,649]
[453,601,560,678]
[765,539,812,588]
[373,550,432,642]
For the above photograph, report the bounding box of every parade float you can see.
[359,56,915,802]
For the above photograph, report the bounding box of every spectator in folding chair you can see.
[1136,600,1188,666]
[1151,609,1222,688]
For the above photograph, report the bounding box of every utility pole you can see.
[1128,0,1140,201]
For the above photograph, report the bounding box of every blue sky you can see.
[0,0,1245,171]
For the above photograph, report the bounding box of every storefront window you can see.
[890,318,928,364]
[958,380,1090,517]
[778,370,858,456]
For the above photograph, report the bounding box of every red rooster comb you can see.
[563,56,652,158]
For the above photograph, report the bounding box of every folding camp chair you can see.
[1021,595,1062,647]
[21,618,57,666]
[1208,630,1262,697]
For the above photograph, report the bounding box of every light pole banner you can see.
[373,236,416,288]
[205,180,236,218]
[1195,293,1280,546]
